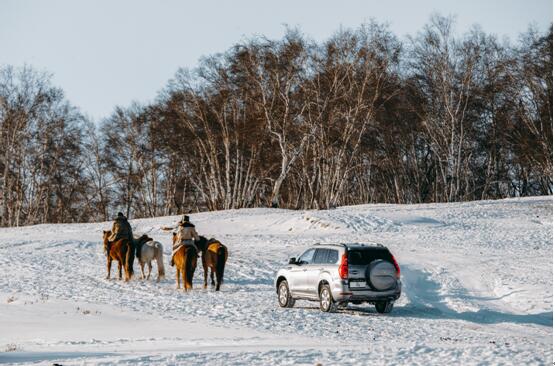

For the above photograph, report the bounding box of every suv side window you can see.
[313,249,329,264]
[298,249,315,264]
[327,249,338,264]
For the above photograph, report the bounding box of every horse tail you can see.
[156,242,165,278]
[215,245,226,290]
[135,240,143,263]
[185,246,196,287]
[125,240,135,279]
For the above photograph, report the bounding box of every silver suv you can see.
[274,243,401,313]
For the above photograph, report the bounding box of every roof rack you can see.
[343,242,384,248]
[314,243,347,248]
[314,242,385,248]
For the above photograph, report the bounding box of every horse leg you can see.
[147,261,152,280]
[182,268,188,292]
[176,269,181,289]
[106,257,112,280]
[140,261,146,280]
[118,261,123,280]
[203,259,208,288]
[210,269,215,286]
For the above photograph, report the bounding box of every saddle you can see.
[170,241,199,266]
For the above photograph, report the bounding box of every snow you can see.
[0,196,552,365]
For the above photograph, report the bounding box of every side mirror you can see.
[288,257,297,265]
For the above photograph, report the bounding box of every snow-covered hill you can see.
[0,196,552,365]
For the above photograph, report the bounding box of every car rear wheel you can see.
[278,280,295,308]
[319,284,336,312]
[375,300,394,313]
[337,301,348,310]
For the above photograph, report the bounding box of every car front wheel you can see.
[278,280,295,308]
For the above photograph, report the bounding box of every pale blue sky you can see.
[1,0,552,121]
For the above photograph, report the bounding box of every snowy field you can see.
[0,196,552,365]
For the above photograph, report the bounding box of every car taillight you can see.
[391,254,401,279]
[338,253,348,279]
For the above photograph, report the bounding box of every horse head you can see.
[102,230,111,253]
[136,234,150,243]
[135,234,152,251]
[196,236,209,252]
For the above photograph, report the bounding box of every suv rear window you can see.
[348,248,393,265]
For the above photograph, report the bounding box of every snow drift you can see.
[0,196,552,365]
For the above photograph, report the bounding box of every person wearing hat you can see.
[178,214,189,226]
[170,215,200,266]
[108,212,133,243]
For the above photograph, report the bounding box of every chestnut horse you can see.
[197,236,228,291]
[102,230,134,281]
[172,233,198,291]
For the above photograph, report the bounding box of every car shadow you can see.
[389,266,553,327]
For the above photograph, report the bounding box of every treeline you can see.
[0,16,552,226]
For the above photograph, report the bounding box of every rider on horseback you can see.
[108,212,133,243]
[171,215,200,266]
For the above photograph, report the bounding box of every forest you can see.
[0,16,552,226]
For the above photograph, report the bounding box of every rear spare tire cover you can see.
[366,260,396,291]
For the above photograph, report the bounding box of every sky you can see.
[0,0,552,121]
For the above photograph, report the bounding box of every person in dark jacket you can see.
[108,212,133,243]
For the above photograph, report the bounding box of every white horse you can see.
[135,235,165,282]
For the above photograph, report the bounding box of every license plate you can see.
[350,281,367,288]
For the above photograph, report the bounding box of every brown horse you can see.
[197,236,228,291]
[103,230,134,281]
[172,233,198,291]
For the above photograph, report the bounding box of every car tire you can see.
[366,260,397,291]
[375,300,394,313]
[319,284,336,312]
[278,280,295,308]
